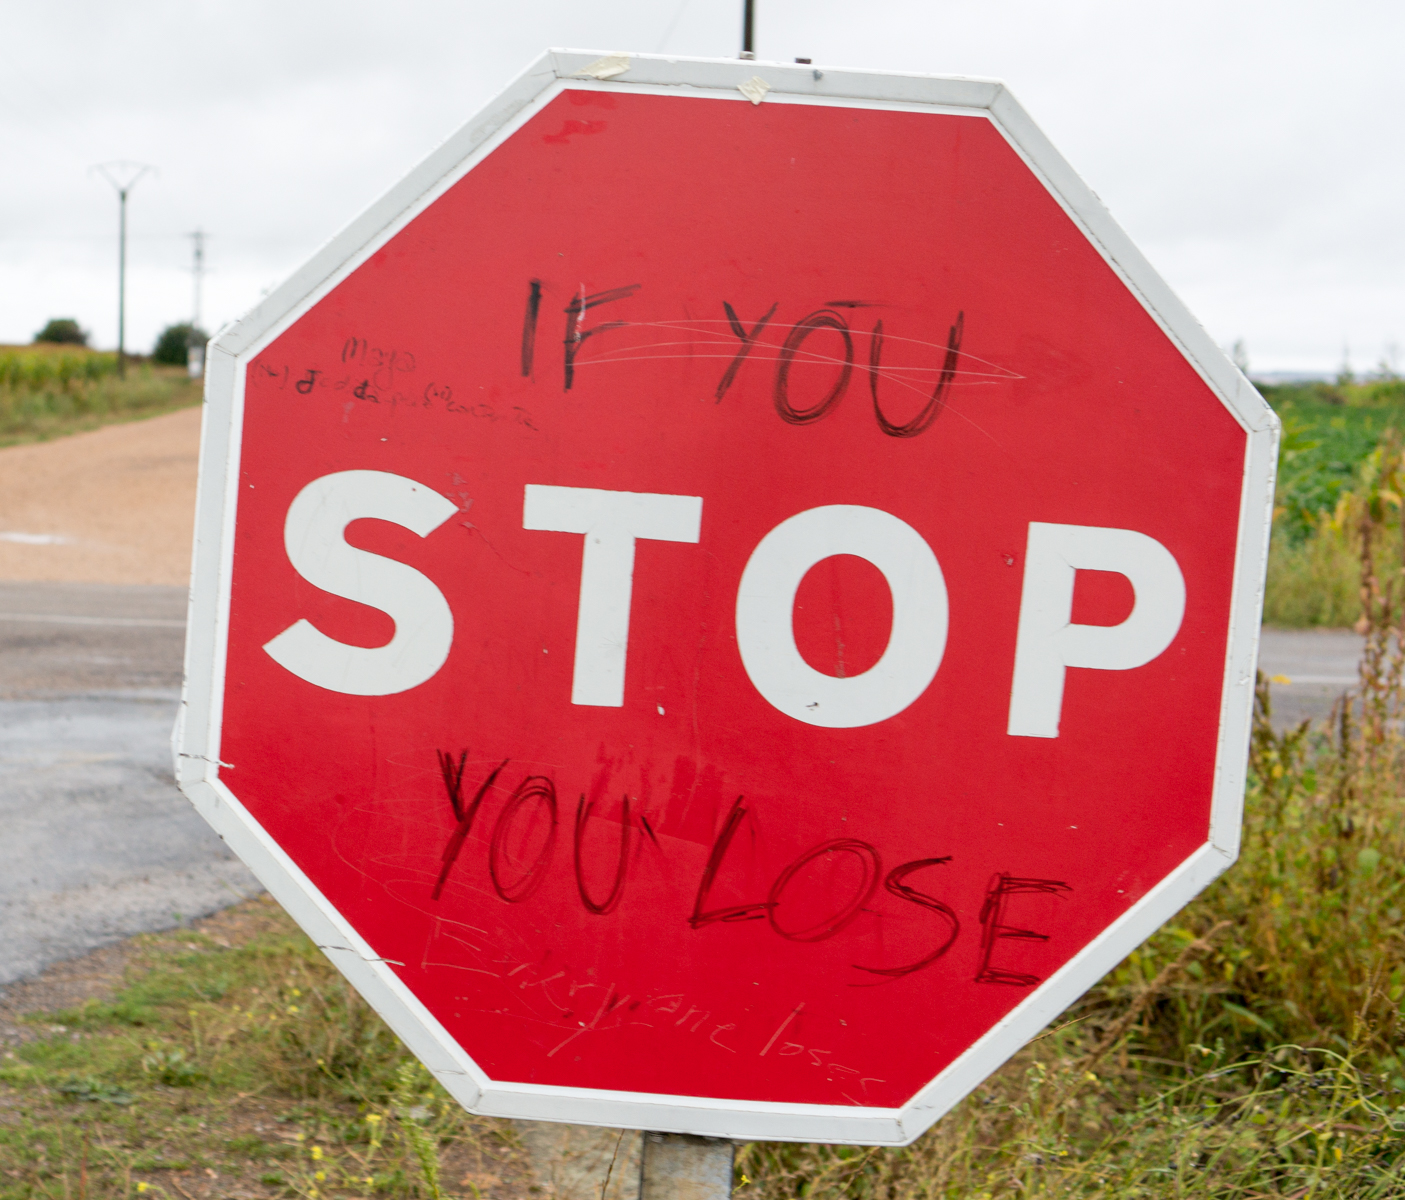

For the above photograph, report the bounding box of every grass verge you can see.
[0,347,200,448]
[0,899,529,1200]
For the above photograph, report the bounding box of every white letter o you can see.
[735,505,948,728]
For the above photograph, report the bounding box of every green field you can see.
[0,346,201,448]
[1256,379,1405,627]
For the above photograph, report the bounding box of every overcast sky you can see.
[4,0,1400,376]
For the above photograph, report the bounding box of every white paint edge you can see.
[178,48,1278,1146]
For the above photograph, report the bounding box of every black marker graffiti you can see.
[715,301,778,402]
[520,278,543,377]
[432,751,507,901]
[767,839,880,943]
[563,283,640,390]
[869,312,964,438]
[488,775,559,904]
[976,872,1071,986]
[689,797,768,927]
[574,794,631,915]
[430,753,1070,986]
[853,858,960,979]
[773,309,854,425]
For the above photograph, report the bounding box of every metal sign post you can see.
[641,1135,734,1200]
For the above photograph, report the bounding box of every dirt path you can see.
[0,406,200,586]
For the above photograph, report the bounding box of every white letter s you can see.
[263,470,457,696]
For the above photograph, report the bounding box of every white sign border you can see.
[175,48,1279,1146]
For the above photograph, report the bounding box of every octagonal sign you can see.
[176,51,1278,1145]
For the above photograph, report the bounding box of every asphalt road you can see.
[1258,626,1363,729]
[0,581,1364,989]
[0,581,259,986]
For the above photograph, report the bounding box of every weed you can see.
[53,1076,135,1106]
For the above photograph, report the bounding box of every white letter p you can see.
[1007,522,1185,738]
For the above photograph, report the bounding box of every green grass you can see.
[0,902,527,1200]
[1263,519,1361,628]
[0,347,200,448]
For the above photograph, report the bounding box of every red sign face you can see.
[185,56,1274,1142]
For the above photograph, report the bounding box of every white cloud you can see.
[2,0,1400,371]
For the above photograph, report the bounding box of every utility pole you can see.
[189,229,207,331]
[188,229,209,378]
[93,161,155,378]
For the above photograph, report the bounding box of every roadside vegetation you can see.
[5,474,1405,1197]
[1263,376,1405,627]
[0,345,200,448]
[0,901,529,1200]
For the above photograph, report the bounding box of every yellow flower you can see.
[365,1114,383,1125]
[311,1146,324,1161]
[314,1170,327,1182]
[287,1005,299,1014]
[137,1185,151,1194]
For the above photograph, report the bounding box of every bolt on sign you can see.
[175,51,1278,1145]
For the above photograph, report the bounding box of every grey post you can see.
[640,1132,735,1200]
[93,161,155,378]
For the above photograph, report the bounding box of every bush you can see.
[152,322,209,365]
[34,317,88,346]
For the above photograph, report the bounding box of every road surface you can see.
[0,581,259,986]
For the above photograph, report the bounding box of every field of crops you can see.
[1258,379,1405,627]
[0,345,200,447]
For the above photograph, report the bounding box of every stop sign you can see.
[176,51,1278,1145]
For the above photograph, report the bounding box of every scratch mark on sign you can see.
[759,1001,805,1056]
